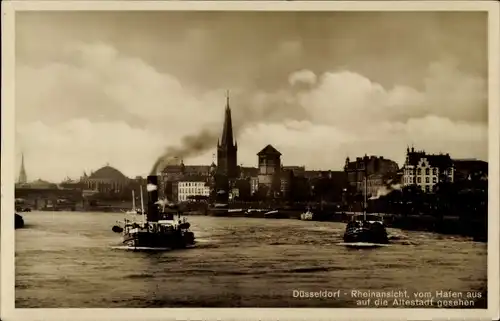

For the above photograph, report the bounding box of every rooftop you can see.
[88,165,128,180]
[257,144,281,156]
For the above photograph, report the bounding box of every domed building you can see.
[82,164,129,193]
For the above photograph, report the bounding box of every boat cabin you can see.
[351,214,384,223]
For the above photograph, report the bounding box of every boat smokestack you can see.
[147,175,159,222]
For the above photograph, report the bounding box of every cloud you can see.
[16,119,166,180]
[15,42,487,182]
[289,69,317,87]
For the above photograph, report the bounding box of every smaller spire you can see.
[225,89,230,108]
[18,152,27,184]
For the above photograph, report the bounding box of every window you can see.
[432,168,437,175]
[417,177,421,183]
[425,168,430,175]
[425,185,430,192]
[433,177,437,183]
[417,168,422,175]
[426,177,429,183]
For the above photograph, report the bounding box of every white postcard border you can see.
[1,1,498,320]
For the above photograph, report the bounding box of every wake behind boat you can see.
[338,242,390,248]
[111,245,174,251]
[300,210,314,221]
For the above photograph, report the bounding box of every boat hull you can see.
[339,242,389,248]
[343,225,389,244]
[15,213,25,229]
[123,230,195,249]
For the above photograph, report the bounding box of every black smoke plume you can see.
[149,128,219,175]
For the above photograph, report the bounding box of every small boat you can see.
[300,210,314,221]
[15,213,25,229]
[343,168,389,245]
[117,176,195,250]
[123,190,143,215]
[264,210,288,219]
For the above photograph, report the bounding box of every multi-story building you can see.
[402,146,454,193]
[250,177,259,195]
[366,173,384,197]
[257,144,282,198]
[232,178,251,201]
[239,166,259,178]
[159,158,185,201]
[344,155,399,196]
[280,168,294,199]
[82,164,130,193]
[453,159,488,182]
[158,156,214,201]
[176,179,210,203]
[283,166,306,177]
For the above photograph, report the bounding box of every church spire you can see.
[220,90,235,147]
[18,152,27,184]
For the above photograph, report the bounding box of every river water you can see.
[15,211,487,308]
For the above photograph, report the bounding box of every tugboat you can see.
[343,167,389,245]
[115,175,195,250]
[343,213,389,244]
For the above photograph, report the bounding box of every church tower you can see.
[217,91,238,180]
[18,152,27,184]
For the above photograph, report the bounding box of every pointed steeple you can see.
[220,90,235,147]
[216,90,238,181]
[18,152,27,184]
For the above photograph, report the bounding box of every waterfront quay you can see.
[198,204,486,240]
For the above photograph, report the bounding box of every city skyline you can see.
[16,146,485,184]
[15,11,488,182]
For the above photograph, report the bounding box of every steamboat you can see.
[343,164,389,245]
[113,175,195,250]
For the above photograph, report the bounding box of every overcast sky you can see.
[15,11,488,182]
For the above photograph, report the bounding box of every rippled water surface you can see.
[15,211,487,308]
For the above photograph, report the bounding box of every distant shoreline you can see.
[22,208,487,242]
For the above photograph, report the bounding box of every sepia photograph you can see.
[1,1,499,321]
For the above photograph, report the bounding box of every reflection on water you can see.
[15,211,487,308]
